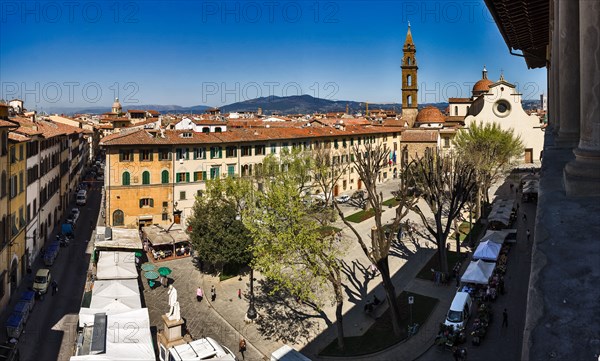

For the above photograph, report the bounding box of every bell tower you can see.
[401,23,418,127]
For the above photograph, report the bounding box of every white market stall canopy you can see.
[481,229,517,244]
[488,199,515,226]
[96,251,138,280]
[473,240,502,261]
[71,308,155,360]
[95,227,143,250]
[461,260,496,285]
[522,180,539,194]
[90,279,141,311]
[142,224,190,247]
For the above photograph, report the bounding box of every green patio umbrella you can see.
[144,271,159,280]
[157,267,172,277]
[135,251,143,257]
[141,263,155,271]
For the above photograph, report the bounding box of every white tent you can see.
[79,279,142,327]
[71,308,155,360]
[461,260,496,285]
[481,229,517,244]
[473,240,502,261]
[90,279,141,311]
[96,251,137,280]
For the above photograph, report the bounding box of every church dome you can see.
[112,98,122,109]
[416,106,445,123]
[472,65,493,96]
[472,79,493,94]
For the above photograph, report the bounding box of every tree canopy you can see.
[453,121,524,203]
[187,177,253,269]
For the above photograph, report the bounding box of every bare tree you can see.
[335,143,417,337]
[312,147,349,221]
[407,148,477,274]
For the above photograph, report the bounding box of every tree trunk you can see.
[333,280,345,350]
[377,257,402,336]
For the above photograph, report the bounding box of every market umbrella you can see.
[141,263,155,271]
[143,271,159,280]
[157,267,172,277]
[135,251,143,257]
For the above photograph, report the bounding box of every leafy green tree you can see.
[187,177,253,273]
[245,152,348,350]
[453,122,524,206]
[407,148,477,274]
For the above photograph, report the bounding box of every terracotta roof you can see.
[100,125,405,147]
[0,119,18,128]
[8,132,31,142]
[416,106,445,123]
[473,79,494,94]
[445,116,466,122]
[147,110,160,116]
[127,109,146,113]
[401,130,439,142]
[448,98,471,103]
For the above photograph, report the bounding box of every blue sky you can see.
[0,0,547,109]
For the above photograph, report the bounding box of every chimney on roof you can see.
[160,128,165,138]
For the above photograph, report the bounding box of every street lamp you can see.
[236,214,257,321]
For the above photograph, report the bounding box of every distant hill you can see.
[39,95,541,116]
[220,94,402,115]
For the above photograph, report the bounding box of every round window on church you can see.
[494,100,511,118]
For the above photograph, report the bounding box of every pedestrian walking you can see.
[370,264,378,278]
[526,229,531,241]
[510,183,514,191]
[452,346,460,361]
[210,285,216,301]
[502,308,508,327]
[239,338,247,360]
[196,287,203,302]
[51,280,58,295]
[523,213,527,221]
[238,288,242,299]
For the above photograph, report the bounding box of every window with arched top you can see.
[142,171,150,184]
[455,106,459,115]
[122,171,130,186]
[161,170,169,184]
[202,127,210,133]
[407,95,412,107]
[407,57,411,65]
[407,74,412,86]
[113,210,124,226]
[467,106,470,114]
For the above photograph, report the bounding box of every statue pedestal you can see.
[160,314,184,343]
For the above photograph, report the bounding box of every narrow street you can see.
[0,179,102,361]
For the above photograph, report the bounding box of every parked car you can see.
[32,269,52,294]
[335,195,350,203]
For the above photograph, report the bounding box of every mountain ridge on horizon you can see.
[38,94,539,116]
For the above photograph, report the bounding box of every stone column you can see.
[564,0,600,196]
[550,0,560,134]
[556,0,580,146]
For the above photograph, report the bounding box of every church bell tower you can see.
[401,23,418,127]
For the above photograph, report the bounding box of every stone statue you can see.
[167,301,181,321]
[167,285,178,308]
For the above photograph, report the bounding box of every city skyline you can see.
[1,1,547,109]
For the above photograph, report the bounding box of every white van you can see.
[76,190,87,206]
[444,291,472,330]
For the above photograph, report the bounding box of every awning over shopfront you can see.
[461,260,496,285]
[142,224,190,247]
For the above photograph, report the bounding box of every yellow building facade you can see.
[0,117,17,310]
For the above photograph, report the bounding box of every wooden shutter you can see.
[149,199,154,207]
[186,173,190,182]
[139,199,143,208]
